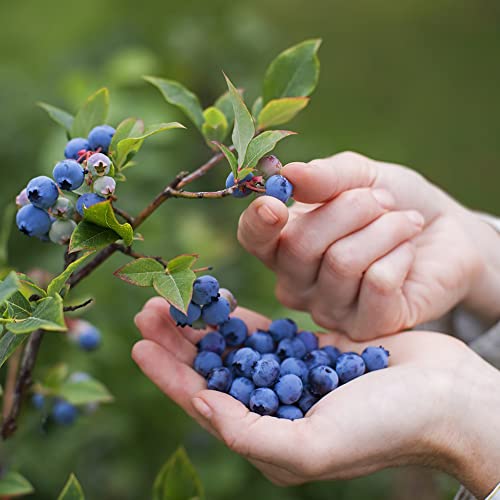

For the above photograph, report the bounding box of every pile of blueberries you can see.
[170,275,390,420]
[15,124,117,244]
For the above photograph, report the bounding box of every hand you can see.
[132,297,500,498]
[238,152,500,339]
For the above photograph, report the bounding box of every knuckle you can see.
[279,230,312,264]
[323,244,359,278]
[364,265,399,296]
[275,282,305,310]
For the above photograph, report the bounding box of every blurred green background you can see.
[1,0,499,498]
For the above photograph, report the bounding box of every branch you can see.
[114,244,167,267]
[113,206,135,225]
[63,298,93,312]
[2,348,21,420]
[168,187,234,199]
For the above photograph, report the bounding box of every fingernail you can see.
[372,189,395,209]
[192,397,212,420]
[257,204,280,225]
[406,210,425,226]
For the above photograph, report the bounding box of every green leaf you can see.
[0,204,15,268]
[144,76,204,129]
[47,252,94,297]
[5,291,32,319]
[243,130,296,168]
[109,118,145,159]
[17,275,47,299]
[71,88,110,138]
[235,167,254,181]
[69,222,119,253]
[0,471,34,497]
[58,377,113,405]
[37,102,74,135]
[153,447,203,500]
[0,271,20,304]
[167,254,198,273]
[214,88,244,129]
[114,122,185,169]
[257,97,309,129]
[7,295,66,334]
[114,258,164,287]
[57,474,85,500]
[223,73,255,167]
[201,107,228,145]
[263,39,321,103]
[0,332,29,369]
[251,96,263,119]
[153,270,196,314]
[212,142,237,178]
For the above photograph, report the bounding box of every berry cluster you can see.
[172,275,390,420]
[15,125,117,244]
[225,155,294,204]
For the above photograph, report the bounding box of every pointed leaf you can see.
[5,291,32,319]
[7,295,66,334]
[144,76,204,129]
[244,130,296,168]
[235,167,254,181]
[109,118,145,159]
[57,474,85,500]
[251,96,263,119]
[71,88,109,138]
[47,252,95,297]
[214,88,244,129]
[114,258,164,287]
[212,142,237,178]
[263,39,321,103]
[257,97,309,129]
[58,377,113,405]
[0,271,20,304]
[69,222,118,253]
[153,270,196,314]
[0,471,34,497]
[167,254,198,273]
[0,332,29,369]
[223,73,255,167]
[201,107,228,144]
[17,274,47,299]
[37,102,74,135]
[0,204,15,268]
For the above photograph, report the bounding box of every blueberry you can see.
[50,196,75,218]
[26,176,59,209]
[308,365,339,396]
[69,372,91,383]
[53,160,85,191]
[252,358,280,387]
[219,317,248,346]
[321,345,342,366]
[245,331,275,354]
[261,353,280,364]
[32,393,45,410]
[249,388,279,416]
[192,275,219,305]
[218,288,237,312]
[15,188,30,208]
[201,297,231,325]
[194,351,223,377]
[265,175,293,203]
[225,171,253,198]
[268,318,297,342]
[335,352,366,383]
[52,400,78,425]
[78,326,101,351]
[93,176,116,196]
[276,337,306,359]
[303,349,331,370]
[297,331,319,353]
[207,367,232,392]
[257,155,282,178]
[170,302,201,327]
[16,205,52,238]
[76,193,105,216]
[86,153,111,177]
[64,137,90,160]
[229,377,255,406]
[274,374,303,405]
[88,125,115,153]
[297,389,319,414]
[49,219,77,245]
[198,331,226,355]
[276,405,304,420]
[231,347,261,378]
[280,357,308,383]
[224,349,237,367]
[361,346,390,371]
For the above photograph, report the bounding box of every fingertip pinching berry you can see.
[249,387,279,416]
[64,138,90,160]
[264,175,293,203]
[16,205,52,238]
[76,193,106,216]
[53,160,85,191]
[257,155,282,178]
[361,346,390,371]
[170,302,201,327]
[86,153,112,177]
[93,176,116,196]
[201,297,231,325]
[87,125,115,153]
[49,219,77,245]
[26,176,59,209]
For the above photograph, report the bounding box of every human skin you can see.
[238,152,500,339]
[132,298,500,498]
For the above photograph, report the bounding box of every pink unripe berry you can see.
[257,155,282,178]
[93,176,116,196]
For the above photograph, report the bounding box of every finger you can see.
[282,152,378,204]
[310,210,424,329]
[237,196,289,268]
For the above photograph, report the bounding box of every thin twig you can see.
[2,348,22,420]
[113,206,135,225]
[114,244,167,267]
[168,187,234,199]
[63,298,93,312]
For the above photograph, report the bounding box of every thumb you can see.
[282,151,378,204]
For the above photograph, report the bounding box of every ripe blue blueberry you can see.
[252,358,280,387]
[229,377,255,406]
[264,175,293,203]
[257,155,282,178]
[218,288,237,312]
[194,351,223,377]
[219,317,248,346]
[225,172,253,198]
[224,350,236,368]
[245,330,275,354]
[261,353,280,364]
[170,302,201,327]
[76,193,105,216]
[88,124,115,153]
[276,405,304,420]
[201,297,231,325]
[192,275,219,305]
[32,393,45,409]
[93,175,116,196]
[335,352,366,383]
[53,160,84,191]
[231,347,261,378]
[280,357,308,383]
[207,367,232,392]
[198,331,226,355]
[276,337,306,360]
[78,325,101,351]
[297,389,319,414]
[86,153,111,177]
[249,388,279,416]
[16,205,52,237]
[308,365,339,396]
[296,331,319,352]
[64,137,90,160]
[52,400,78,425]
[49,219,77,245]
[361,346,390,371]
[26,176,59,209]
[303,349,332,370]
[268,318,297,342]
[274,374,303,405]
[321,345,342,366]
